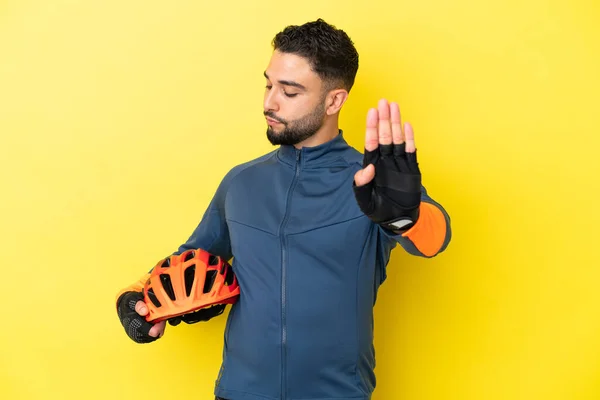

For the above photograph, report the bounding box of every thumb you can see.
[354,164,375,187]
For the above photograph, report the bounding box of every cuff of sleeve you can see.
[399,201,447,257]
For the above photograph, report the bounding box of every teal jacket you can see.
[173,131,451,400]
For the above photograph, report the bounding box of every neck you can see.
[293,116,340,149]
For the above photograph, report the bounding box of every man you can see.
[116,18,451,400]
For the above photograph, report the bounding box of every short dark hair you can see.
[272,19,359,92]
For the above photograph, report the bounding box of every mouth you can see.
[266,117,282,126]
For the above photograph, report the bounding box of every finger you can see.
[354,164,375,187]
[135,300,148,316]
[149,320,166,338]
[406,150,420,173]
[390,102,403,144]
[365,108,379,151]
[404,122,416,153]
[377,99,392,145]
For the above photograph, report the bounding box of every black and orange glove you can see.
[353,143,421,232]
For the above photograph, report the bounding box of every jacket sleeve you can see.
[170,172,233,260]
[115,170,234,306]
[379,185,452,258]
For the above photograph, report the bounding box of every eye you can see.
[265,84,297,98]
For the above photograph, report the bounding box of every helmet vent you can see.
[159,274,176,301]
[147,288,162,308]
[209,255,219,266]
[184,251,195,262]
[224,266,234,286]
[184,264,196,297]
[203,270,218,293]
[161,258,170,269]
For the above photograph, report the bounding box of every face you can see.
[263,51,327,146]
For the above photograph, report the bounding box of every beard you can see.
[265,101,326,146]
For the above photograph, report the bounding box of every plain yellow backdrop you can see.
[1,0,599,399]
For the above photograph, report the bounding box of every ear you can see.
[325,89,349,115]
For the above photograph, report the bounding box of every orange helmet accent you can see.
[143,248,240,323]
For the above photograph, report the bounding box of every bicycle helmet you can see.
[143,248,240,323]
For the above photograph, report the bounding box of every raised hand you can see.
[353,99,421,231]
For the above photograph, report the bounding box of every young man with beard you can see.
[116,18,451,400]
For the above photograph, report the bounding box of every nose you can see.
[263,88,278,113]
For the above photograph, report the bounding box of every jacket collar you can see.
[277,130,349,167]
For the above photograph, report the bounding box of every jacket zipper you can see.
[280,149,301,400]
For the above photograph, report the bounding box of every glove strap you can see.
[381,217,415,232]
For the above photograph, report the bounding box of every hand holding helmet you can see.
[116,248,240,343]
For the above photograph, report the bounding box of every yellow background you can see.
[1,0,599,399]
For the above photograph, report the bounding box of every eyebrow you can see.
[264,71,307,91]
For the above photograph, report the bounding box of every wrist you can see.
[379,206,420,233]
